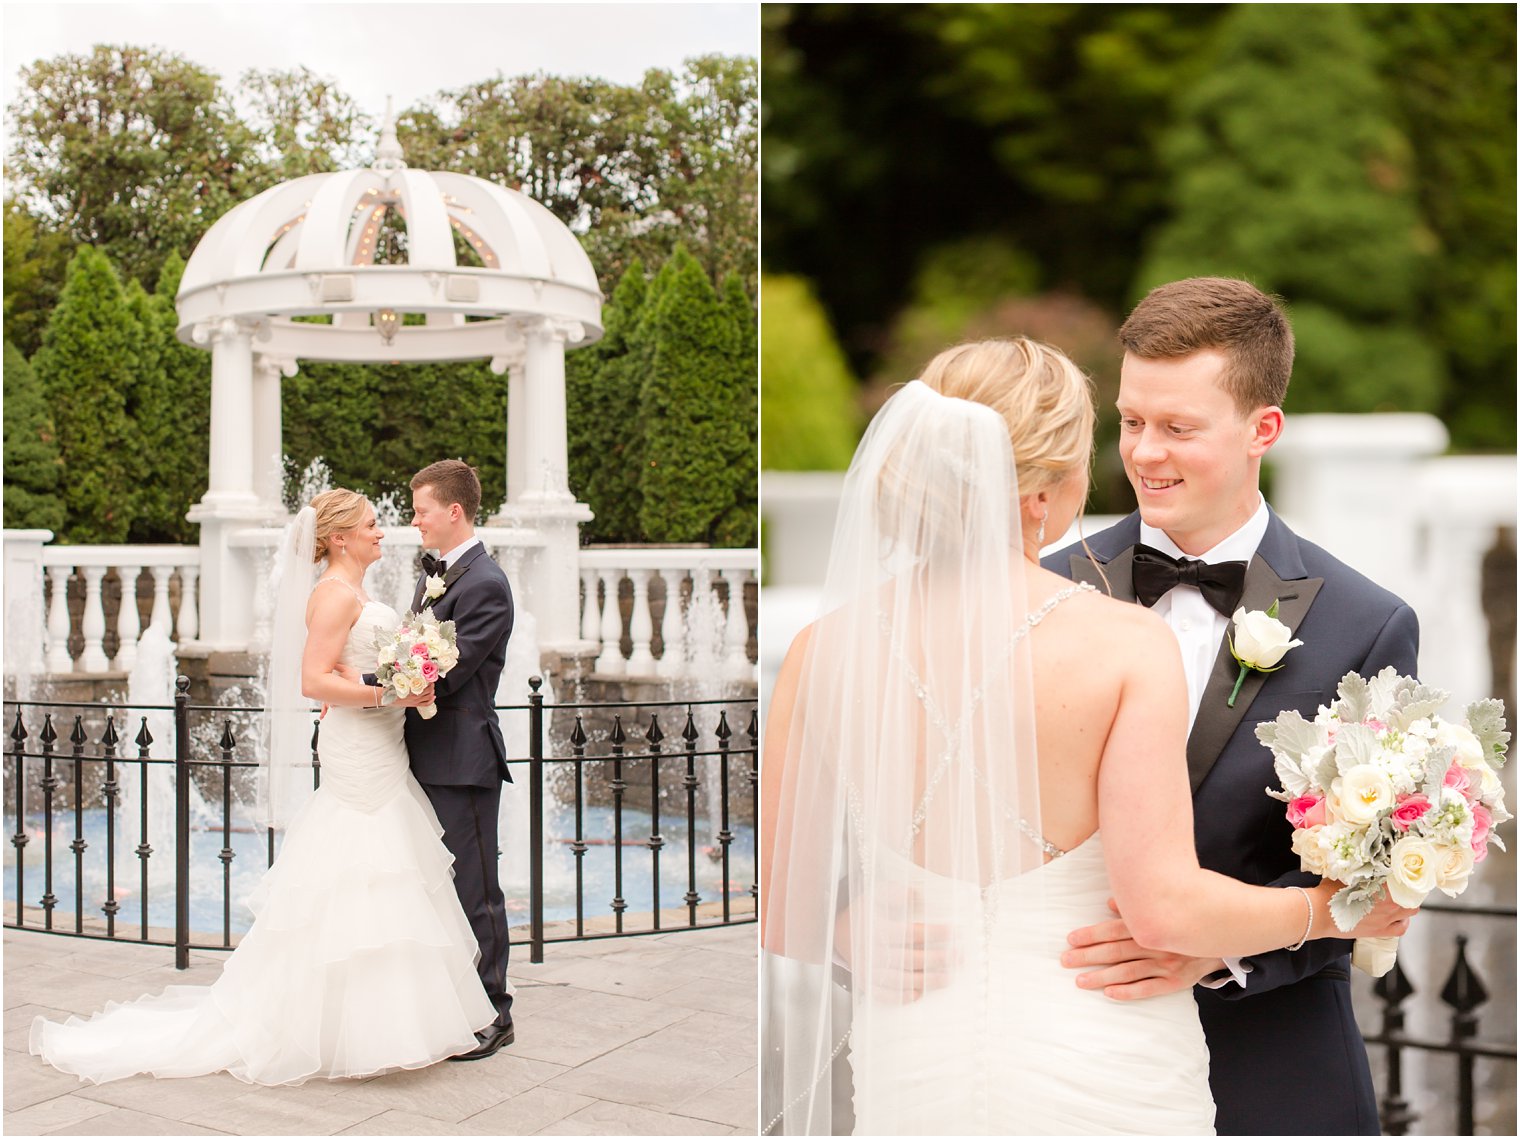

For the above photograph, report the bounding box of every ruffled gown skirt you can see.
[849,834,1216,1135]
[30,704,497,1085]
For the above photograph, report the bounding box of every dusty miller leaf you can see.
[1329,881,1380,934]
[1334,671,1373,724]
[1465,699,1511,767]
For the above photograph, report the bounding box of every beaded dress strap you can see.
[315,576,367,603]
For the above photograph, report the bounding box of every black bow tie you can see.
[1129,544,1248,618]
[420,553,445,577]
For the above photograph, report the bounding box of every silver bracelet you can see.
[1285,885,1313,951]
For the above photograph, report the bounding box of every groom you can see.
[404,459,516,1059]
[1046,278,1418,1135]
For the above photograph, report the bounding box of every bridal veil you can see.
[762,380,1049,1134]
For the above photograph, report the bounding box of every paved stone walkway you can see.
[4,924,756,1135]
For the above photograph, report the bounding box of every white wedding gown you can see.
[30,601,498,1086]
[849,832,1216,1135]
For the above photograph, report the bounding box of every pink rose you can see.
[1471,802,1492,852]
[411,642,429,658]
[1362,718,1387,733]
[420,659,440,683]
[1286,795,1326,829]
[1390,793,1432,832]
[1444,762,1475,800]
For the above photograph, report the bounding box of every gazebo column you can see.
[186,318,266,651]
[252,353,297,517]
[509,317,592,651]
[505,358,528,508]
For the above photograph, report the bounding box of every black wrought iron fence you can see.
[1361,903,1516,1135]
[4,677,757,970]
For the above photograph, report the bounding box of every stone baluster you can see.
[580,568,600,642]
[148,566,175,636]
[658,569,688,679]
[177,567,200,642]
[595,568,625,675]
[721,568,752,680]
[625,568,656,675]
[79,566,110,672]
[114,566,143,672]
[46,566,73,672]
[690,566,717,676]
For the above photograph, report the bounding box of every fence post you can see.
[528,677,545,965]
[10,711,28,929]
[1443,934,1488,1137]
[1374,957,1416,1134]
[174,676,190,970]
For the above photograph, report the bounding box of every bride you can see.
[30,489,498,1085]
[759,339,1412,1135]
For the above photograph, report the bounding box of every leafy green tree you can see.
[238,66,372,179]
[759,275,859,471]
[7,45,260,290]
[568,261,650,543]
[3,340,66,532]
[1363,4,1516,450]
[30,247,140,542]
[637,246,753,544]
[1136,3,1444,415]
[3,200,73,358]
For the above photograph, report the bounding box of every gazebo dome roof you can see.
[177,112,602,362]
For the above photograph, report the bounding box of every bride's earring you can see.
[1036,513,1047,545]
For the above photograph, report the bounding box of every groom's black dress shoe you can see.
[448,1019,514,1061]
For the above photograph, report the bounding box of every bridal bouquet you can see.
[374,609,459,720]
[1258,667,1510,976]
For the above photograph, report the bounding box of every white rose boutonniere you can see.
[424,574,447,605]
[1227,599,1303,707]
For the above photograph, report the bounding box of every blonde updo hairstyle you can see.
[309,489,371,563]
[917,337,1095,497]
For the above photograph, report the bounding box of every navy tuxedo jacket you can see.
[1045,507,1417,1134]
[403,543,515,788]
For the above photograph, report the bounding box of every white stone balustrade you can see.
[578,549,759,681]
[7,532,757,685]
[19,545,203,675]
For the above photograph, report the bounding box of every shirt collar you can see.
[1139,495,1269,564]
[438,535,481,569]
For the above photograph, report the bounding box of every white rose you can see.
[1435,843,1475,897]
[425,574,447,601]
[1231,607,1304,669]
[1386,835,1441,907]
[408,674,428,695]
[391,675,410,696]
[1291,826,1330,876]
[1332,765,1396,826]
[1436,721,1485,766]
[378,643,397,666]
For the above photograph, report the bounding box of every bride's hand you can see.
[1317,880,1419,940]
[396,683,436,709]
[834,903,960,1003]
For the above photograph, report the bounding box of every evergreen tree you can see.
[3,340,66,532]
[31,246,140,542]
[1136,4,1444,414]
[568,260,649,543]
[714,272,758,546]
[759,274,860,471]
[637,245,751,544]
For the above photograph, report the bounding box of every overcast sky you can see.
[3,2,758,118]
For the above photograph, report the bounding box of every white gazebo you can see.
[175,110,601,651]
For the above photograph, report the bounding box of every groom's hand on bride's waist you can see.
[1062,898,1224,1001]
[835,905,961,1003]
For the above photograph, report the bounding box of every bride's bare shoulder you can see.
[1033,572,1174,657]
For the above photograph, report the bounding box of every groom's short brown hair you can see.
[1119,277,1293,414]
[411,459,482,522]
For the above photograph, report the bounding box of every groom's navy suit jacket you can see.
[403,543,514,788]
[1046,507,1418,1137]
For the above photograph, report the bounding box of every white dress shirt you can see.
[437,536,481,570]
[1137,496,1270,731]
[1138,495,1270,989]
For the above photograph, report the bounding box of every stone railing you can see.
[578,549,758,681]
[2,537,203,676]
[3,531,759,685]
